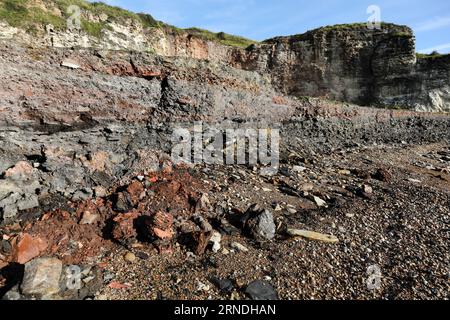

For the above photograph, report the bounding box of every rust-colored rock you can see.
[148,176,158,183]
[191,231,213,255]
[11,233,48,264]
[112,211,140,242]
[24,209,111,265]
[153,227,173,240]
[140,69,162,78]
[373,168,392,182]
[126,181,145,205]
[147,211,174,240]
[108,281,131,290]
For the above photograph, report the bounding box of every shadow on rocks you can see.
[0,263,24,298]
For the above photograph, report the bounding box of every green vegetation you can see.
[50,0,90,10]
[416,52,450,60]
[137,12,159,29]
[273,22,414,43]
[81,19,107,38]
[0,0,28,27]
[317,22,370,32]
[183,27,256,48]
[313,22,412,34]
[51,0,161,35]
[0,0,66,33]
[393,31,412,38]
[0,0,256,46]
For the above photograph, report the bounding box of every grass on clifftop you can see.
[183,27,256,48]
[316,22,411,32]
[416,52,450,60]
[264,22,413,43]
[0,0,256,47]
[317,22,370,32]
[0,0,66,33]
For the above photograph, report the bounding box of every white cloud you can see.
[418,43,450,54]
[414,17,450,32]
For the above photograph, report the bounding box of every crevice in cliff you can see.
[366,38,384,107]
[157,76,171,111]
[25,113,100,135]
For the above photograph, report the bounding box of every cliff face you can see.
[404,55,450,112]
[1,1,449,112]
[1,1,450,221]
[234,24,450,112]
[0,0,248,66]
[1,39,449,221]
[3,18,449,112]
[0,19,234,61]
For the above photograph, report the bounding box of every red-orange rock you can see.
[148,176,158,183]
[148,211,174,240]
[108,281,131,290]
[112,211,140,241]
[12,233,48,264]
[140,70,162,78]
[191,231,213,255]
[126,181,145,205]
[152,227,174,240]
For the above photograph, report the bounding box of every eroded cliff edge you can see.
[1,0,449,112]
[235,24,450,112]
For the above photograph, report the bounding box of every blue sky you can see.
[99,0,450,53]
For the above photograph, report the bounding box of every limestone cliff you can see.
[235,24,450,112]
[0,0,243,60]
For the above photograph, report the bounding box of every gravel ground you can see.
[92,142,449,300]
